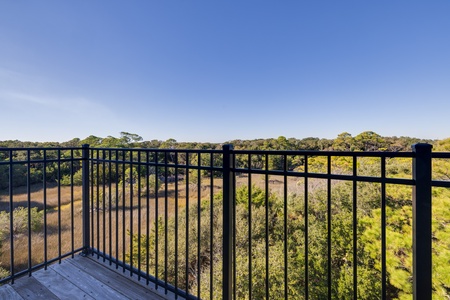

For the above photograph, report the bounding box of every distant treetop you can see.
[0,131,437,152]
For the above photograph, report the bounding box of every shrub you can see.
[0,266,9,280]
[0,206,44,239]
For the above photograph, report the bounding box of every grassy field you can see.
[0,176,222,275]
[0,173,308,277]
[0,184,83,273]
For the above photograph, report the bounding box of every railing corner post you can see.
[222,144,234,300]
[412,143,433,300]
[82,144,90,255]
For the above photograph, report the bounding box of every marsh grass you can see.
[0,176,225,278]
[0,174,296,280]
[0,184,83,274]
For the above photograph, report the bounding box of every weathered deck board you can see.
[0,255,171,300]
[32,268,94,299]
[0,283,23,299]
[51,260,128,300]
[68,256,165,300]
[81,257,181,300]
[9,275,59,300]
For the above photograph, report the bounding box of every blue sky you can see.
[1,1,450,143]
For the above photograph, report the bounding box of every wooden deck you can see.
[0,255,181,300]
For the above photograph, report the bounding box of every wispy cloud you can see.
[0,91,113,115]
[0,67,112,114]
[2,92,91,111]
[4,92,55,106]
[0,89,125,142]
[0,67,125,142]
[0,67,22,80]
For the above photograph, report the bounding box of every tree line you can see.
[0,131,436,192]
[0,130,436,152]
[0,130,439,198]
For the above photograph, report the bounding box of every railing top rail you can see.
[431,152,450,158]
[0,157,83,165]
[2,146,450,159]
[89,147,223,153]
[232,149,416,158]
[431,180,450,187]
[0,147,84,151]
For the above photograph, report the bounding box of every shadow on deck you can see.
[0,255,180,300]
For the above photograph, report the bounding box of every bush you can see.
[0,206,44,239]
[0,266,9,280]
[60,169,83,186]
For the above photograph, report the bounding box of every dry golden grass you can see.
[0,174,300,276]
[0,184,83,273]
[0,177,224,275]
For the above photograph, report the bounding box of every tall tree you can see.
[333,132,353,151]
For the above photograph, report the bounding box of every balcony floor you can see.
[0,255,178,300]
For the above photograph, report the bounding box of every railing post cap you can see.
[222,144,234,151]
[82,144,90,148]
[412,143,433,152]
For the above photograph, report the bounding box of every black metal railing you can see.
[1,144,449,300]
[85,146,224,300]
[0,147,85,283]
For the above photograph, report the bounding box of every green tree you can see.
[333,132,353,151]
[354,131,387,152]
[80,135,102,146]
[120,132,143,147]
